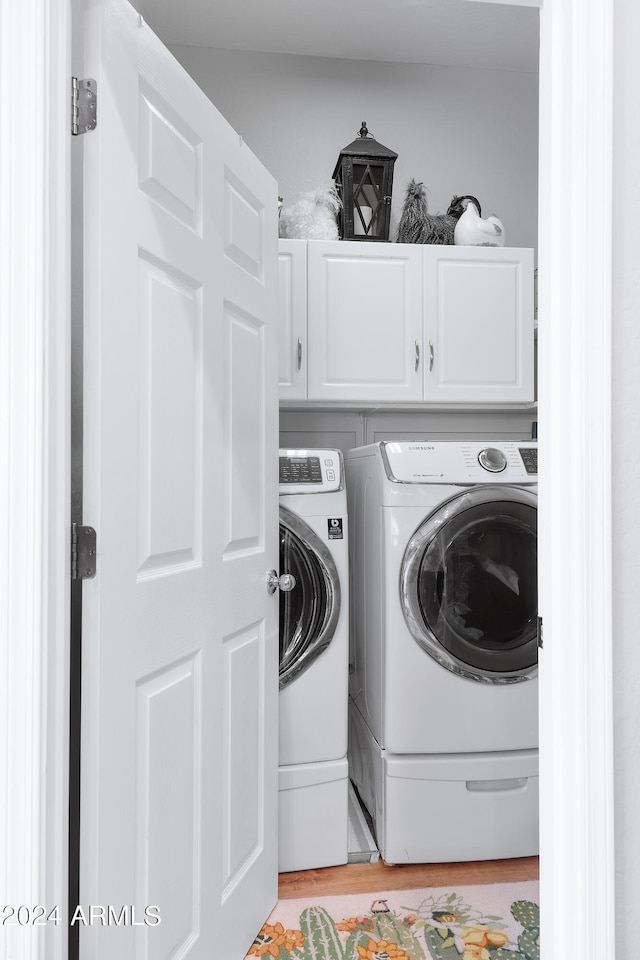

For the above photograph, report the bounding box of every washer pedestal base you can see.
[349,703,539,864]
[278,758,349,873]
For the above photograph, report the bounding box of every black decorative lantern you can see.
[332,122,397,241]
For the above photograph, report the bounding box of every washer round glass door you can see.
[400,485,538,682]
[279,505,341,690]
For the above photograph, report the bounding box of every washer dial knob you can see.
[478,447,508,473]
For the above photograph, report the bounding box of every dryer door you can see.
[279,505,341,689]
[401,485,537,682]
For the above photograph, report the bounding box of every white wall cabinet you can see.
[423,246,535,403]
[306,241,424,402]
[278,240,535,405]
[278,239,307,399]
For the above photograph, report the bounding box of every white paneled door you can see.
[80,2,279,957]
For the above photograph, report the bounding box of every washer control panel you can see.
[279,455,323,485]
[279,449,343,494]
[380,440,537,483]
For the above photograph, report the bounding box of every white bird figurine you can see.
[454,198,505,246]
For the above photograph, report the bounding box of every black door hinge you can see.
[71,523,97,580]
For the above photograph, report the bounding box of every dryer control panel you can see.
[279,449,344,494]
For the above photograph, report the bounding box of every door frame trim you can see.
[0,1,71,958]
[537,0,615,953]
[0,1,615,959]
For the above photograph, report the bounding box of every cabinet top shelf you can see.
[280,237,535,257]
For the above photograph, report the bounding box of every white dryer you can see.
[277,448,349,872]
[345,440,539,864]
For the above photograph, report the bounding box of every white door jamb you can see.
[0,2,71,959]
[537,0,615,957]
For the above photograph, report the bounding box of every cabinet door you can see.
[278,239,307,399]
[307,241,423,402]
[423,246,534,403]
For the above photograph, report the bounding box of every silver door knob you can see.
[266,570,297,595]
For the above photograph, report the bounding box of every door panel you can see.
[138,76,202,231]
[137,253,202,576]
[222,625,266,892]
[135,656,202,955]
[81,2,278,957]
[224,305,264,555]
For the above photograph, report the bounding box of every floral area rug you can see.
[245,880,539,960]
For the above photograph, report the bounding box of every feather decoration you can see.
[396,180,456,245]
[396,182,483,245]
[279,180,342,240]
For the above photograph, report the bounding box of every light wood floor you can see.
[278,856,539,899]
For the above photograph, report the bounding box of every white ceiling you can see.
[138,0,540,73]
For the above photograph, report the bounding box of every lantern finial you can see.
[358,121,372,139]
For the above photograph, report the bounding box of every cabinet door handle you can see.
[297,338,302,370]
[429,339,434,372]
[415,341,420,372]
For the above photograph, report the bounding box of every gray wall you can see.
[612,0,640,949]
[168,46,539,252]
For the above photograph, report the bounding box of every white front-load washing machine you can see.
[278,448,349,872]
[345,440,539,863]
